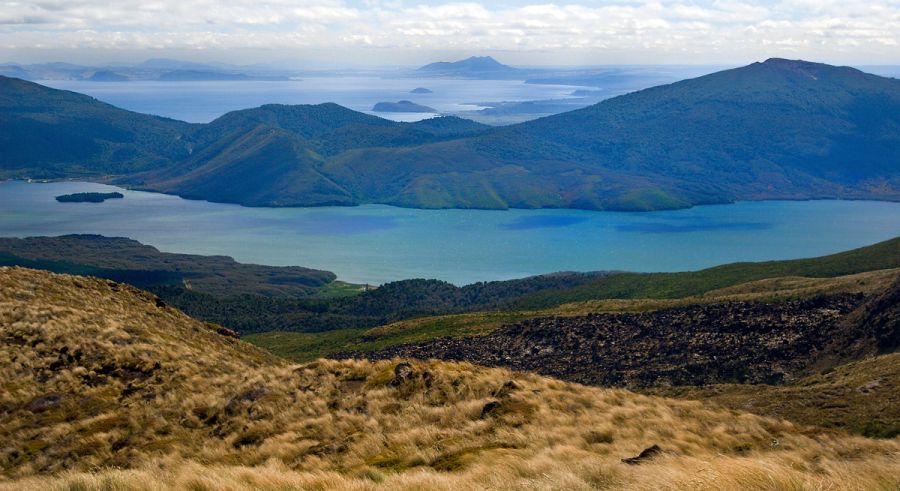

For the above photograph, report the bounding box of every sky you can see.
[1,0,899,66]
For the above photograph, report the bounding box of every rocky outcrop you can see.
[841,277,900,354]
[342,292,899,388]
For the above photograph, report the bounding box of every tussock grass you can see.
[651,352,900,438]
[5,453,900,490]
[1,267,898,490]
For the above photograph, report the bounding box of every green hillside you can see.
[325,59,900,210]
[0,76,192,178]
[3,58,899,210]
[512,236,900,309]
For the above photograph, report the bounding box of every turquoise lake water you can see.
[1,181,898,285]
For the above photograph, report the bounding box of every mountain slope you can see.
[0,76,192,178]
[506,58,900,197]
[325,58,900,210]
[122,104,491,206]
[140,125,355,206]
[1,266,898,489]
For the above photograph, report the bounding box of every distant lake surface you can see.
[38,77,584,123]
[2,181,899,285]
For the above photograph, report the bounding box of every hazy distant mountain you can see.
[88,70,129,82]
[3,59,899,210]
[6,62,95,80]
[372,100,437,113]
[156,69,290,82]
[524,65,721,88]
[135,58,222,70]
[416,56,526,79]
[0,58,296,81]
[410,87,433,94]
[0,64,31,79]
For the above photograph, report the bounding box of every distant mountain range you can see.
[0,55,528,82]
[415,56,528,79]
[2,58,899,211]
[0,58,293,82]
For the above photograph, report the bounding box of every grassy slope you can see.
[511,236,900,309]
[246,268,900,442]
[247,311,534,363]
[647,352,900,439]
[1,266,898,490]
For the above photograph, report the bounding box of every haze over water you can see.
[38,78,584,123]
[2,181,899,285]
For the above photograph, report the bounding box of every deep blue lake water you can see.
[1,181,898,285]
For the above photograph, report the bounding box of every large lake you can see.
[39,77,584,123]
[2,181,899,285]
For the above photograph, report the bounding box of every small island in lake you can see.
[55,192,124,203]
[410,87,433,94]
[372,100,437,113]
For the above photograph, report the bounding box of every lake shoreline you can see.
[9,177,900,214]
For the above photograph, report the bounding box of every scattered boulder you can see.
[622,444,663,465]
[390,362,415,387]
[480,400,501,418]
[208,323,240,339]
[25,394,61,413]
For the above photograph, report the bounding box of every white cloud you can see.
[0,0,898,63]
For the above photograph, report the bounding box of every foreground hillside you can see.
[3,58,900,210]
[651,352,900,439]
[1,267,898,490]
[339,272,898,438]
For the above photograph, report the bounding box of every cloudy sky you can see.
[2,0,899,66]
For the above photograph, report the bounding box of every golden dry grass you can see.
[1,266,898,490]
[649,352,900,438]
